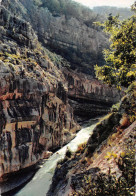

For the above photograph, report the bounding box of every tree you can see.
[131,1,136,12]
[94,15,136,88]
[33,0,42,7]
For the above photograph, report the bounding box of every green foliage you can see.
[123,81,136,123]
[126,81,136,93]
[71,142,135,196]
[111,102,120,112]
[44,48,70,68]
[42,0,61,12]
[95,15,136,88]
[40,0,96,22]
[131,1,136,12]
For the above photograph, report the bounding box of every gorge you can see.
[0,0,135,195]
[1,119,98,195]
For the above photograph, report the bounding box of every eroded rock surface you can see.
[1,0,109,74]
[63,68,120,122]
[0,5,78,181]
[48,86,136,196]
[0,1,120,186]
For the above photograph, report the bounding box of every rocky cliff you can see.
[0,1,120,185]
[63,68,120,122]
[0,5,79,181]
[1,0,109,74]
[1,0,120,123]
[48,83,136,195]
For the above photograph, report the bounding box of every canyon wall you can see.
[1,0,120,121]
[0,1,120,182]
[1,0,109,74]
[63,68,120,122]
[0,5,78,180]
[48,86,136,195]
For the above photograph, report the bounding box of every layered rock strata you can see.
[1,0,109,74]
[63,68,120,122]
[0,5,78,181]
[48,85,136,195]
[0,2,120,183]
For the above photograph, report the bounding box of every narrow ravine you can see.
[8,120,99,196]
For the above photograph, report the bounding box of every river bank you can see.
[1,119,99,196]
[48,86,136,195]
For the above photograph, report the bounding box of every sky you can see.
[73,0,134,8]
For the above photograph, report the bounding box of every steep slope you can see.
[0,5,79,181]
[63,68,120,122]
[1,0,120,122]
[0,0,120,186]
[48,83,136,195]
[2,0,109,74]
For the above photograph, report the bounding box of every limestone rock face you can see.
[1,0,109,74]
[48,85,136,195]
[0,5,78,181]
[0,6,37,48]
[0,1,120,184]
[63,68,120,122]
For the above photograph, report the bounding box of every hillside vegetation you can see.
[48,81,136,195]
[48,6,136,195]
[2,0,134,76]
[34,0,98,21]
[2,0,108,74]
[95,15,136,88]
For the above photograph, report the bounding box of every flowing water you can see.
[11,120,98,196]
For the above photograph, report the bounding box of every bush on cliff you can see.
[71,140,135,196]
[78,9,136,196]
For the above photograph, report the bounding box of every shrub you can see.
[71,141,135,196]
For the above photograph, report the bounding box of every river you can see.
[4,119,99,196]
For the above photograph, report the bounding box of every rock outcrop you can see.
[0,5,37,48]
[48,84,136,195]
[1,0,109,74]
[50,120,135,196]
[63,68,120,122]
[1,0,121,124]
[0,5,79,181]
[0,0,121,124]
[0,1,120,186]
